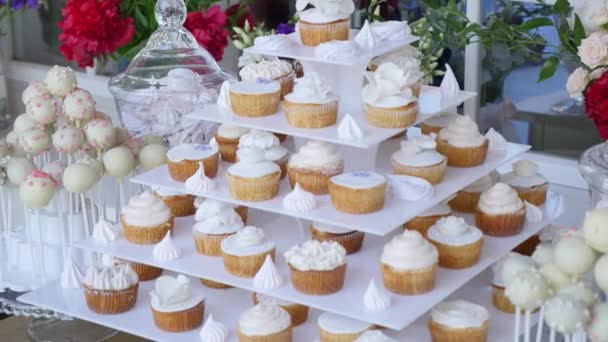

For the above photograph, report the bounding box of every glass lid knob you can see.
[155,0,187,28]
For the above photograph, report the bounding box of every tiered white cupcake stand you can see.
[19,32,563,341]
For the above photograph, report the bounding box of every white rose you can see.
[578,32,608,68]
[566,67,590,96]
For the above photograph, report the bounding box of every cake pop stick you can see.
[55,194,67,261]
[0,186,7,232]
[35,210,47,284]
[524,309,532,342]
[23,203,37,280]
[535,305,545,342]
[68,192,74,246]
[80,193,91,237]
[549,328,556,342]
[514,308,521,342]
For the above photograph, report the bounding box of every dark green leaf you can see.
[517,17,553,32]
[573,14,585,45]
[538,57,560,82]
[553,0,570,15]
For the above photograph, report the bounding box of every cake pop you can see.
[558,281,596,307]
[505,270,550,311]
[594,254,608,293]
[13,113,39,133]
[63,88,95,123]
[138,144,168,171]
[19,129,51,156]
[554,235,596,277]
[5,132,25,157]
[501,252,536,286]
[124,135,145,156]
[19,171,56,208]
[539,263,573,290]
[26,94,58,125]
[45,65,77,97]
[22,81,50,105]
[102,146,135,179]
[91,110,111,121]
[78,156,104,181]
[84,119,116,153]
[6,157,37,185]
[531,243,553,266]
[544,294,590,335]
[63,163,98,193]
[588,303,608,342]
[42,160,64,187]
[582,207,608,253]
[52,126,85,155]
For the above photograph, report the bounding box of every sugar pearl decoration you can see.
[22,81,50,105]
[6,157,37,185]
[63,88,95,121]
[63,163,98,193]
[45,65,77,97]
[20,129,51,155]
[19,171,56,209]
[138,144,168,171]
[543,293,590,334]
[26,95,58,125]
[594,254,608,293]
[102,146,135,179]
[84,119,116,151]
[505,270,550,310]
[52,126,85,154]
[554,235,596,277]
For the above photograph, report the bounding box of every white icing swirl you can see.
[84,264,138,291]
[381,230,438,270]
[238,130,287,162]
[427,216,483,246]
[440,64,461,107]
[485,128,507,151]
[354,20,380,49]
[253,255,283,289]
[216,81,231,109]
[284,240,346,271]
[354,331,397,342]
[200,315,228,342]
[371,21,412,41]
[239,60,293,81]
[297,0,355,23]
[228,147,281,178]
[285,72,336,104]
[153,232,182,261]
[194,199,237,221]
[221,226,275,257]
[363,63,417,108]
[502,159,547,188]
[392,134,446,167]
[438,115,486,148]
[315,40,360,60]
[194,208,244,234]
[431,300,489,329]
[238,304,291,336]
[150,275,204,313]
[363,279,391,312]
[337,114,364,140]
[92,218,120,244]
[60,256,84,289]
[253,35,295,51]
[121,191,171,227]
[283,183,316,212]
[288,140,343,172]
[478,183,524,215]
[185,162,215,195]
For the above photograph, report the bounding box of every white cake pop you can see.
[5,132,26,157]
[42,160,64,187]
[26,94,58,125]
[501,252,536,286]
[19,129,51,155]
[558,281,596,307]
[63,88,95,122]
[63,163,98,193]
[582,207,608,253]
[588,303,608,342]
[124,135,145,156]
[531,243,554,266]
[45,65,77,97]
[544,294,591,334]
[554,234,596,277]
[539,262,573,290]
[79,143,97,158]
[19,170,57,209]
[594,254,608,293]
[22,81,50,105]
[84,119,116,152]
[13,113,39,133]
[52,126,85,154]
[6,157,36,185]
[138,144,168,171]
[91,110,111,121]
[77,156,104,181]
[505,270,550,310]
[102,146,135,179]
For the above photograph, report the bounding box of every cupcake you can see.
[228,148,282,202]
[238,130,289,179]
[310,221,365,254]
[318,312,373,341]
[475,183,526,237]
[501,159,548,206]
[296,0,354,46]
[153,187,195,217]
[150,275,205,332]
[437,116,489,167]
[193,204,244,256]
[369,47,423,96]
[237,304,292,342]
[239,59,295,99]
[448,171,499,213]
[287,141,344,194]
[354,331,397,342]
[253,293,309,326]
[284,72,338,128]
[221,226,276,278]
[127,261,163,281]
[420,112,460,135]
[429,300,489,342]
[195,197,249,224]
[83,263,139,314]
[167,143,219,182]
[285,240,347,295]
[214,125,250,163]
[427,216,484,269]
[362,63,419,128]
[391,134,447,184]
[229,79,281,117]
[328,172,387,214]
[381,230,438,295]
[121,191,174,244]
[404,203,452,236]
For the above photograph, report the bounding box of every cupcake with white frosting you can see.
[238,130,289,179]
[475,183,526,236]
[318,312,373,341]
[287,140,343,194]
[153,186,195,217]
[421,112,461,135]
[149,274,205,332]
[284,72,339,129]
[363,62,419,128]
[369,46,423,97]
[239,59,295,99]
[391,134,447,184]
[449,171,500,213]
[238,303,292,341]
[220,226,276,277]
[214,124,250,163]
[228,147,282,201]
[83,262,139,314]
[381,230,438,294]
[296,0,354,46]
[328,171,387,214]
[193,202,244,256]
[166,143,219,182]
[404,202,452,236]
[429,300,489,342]
[310,221,365,254]
[229,79,281,117]
[427,216,484,269]
[501,159,548,205]
[437,115,489,167]
[121,191,174,244]
[285,240,347,295]
[253,293,309,326]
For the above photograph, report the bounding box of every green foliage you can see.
[232,21,272,50]
[367,0,386,23]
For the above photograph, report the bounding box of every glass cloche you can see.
[109,0,234,146]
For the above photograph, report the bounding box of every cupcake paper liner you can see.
[152,300,205,332]
[289,264,347,295]
[310,227,365,255]
[287,165,343,195]
[200,278,233,289]
[436,139,489,167]
[328,181,386,214]
[157,193,195,217]
[193,230,235,256]
[283,100,338,128]
[420,122,443,135]
[228,172,281,202]
[448,190,481,213]
[512,183,549,206]
[512,234,541,256]
[320,328,366,342]
[222,248,276,278]
[404,214,450,237]
[127,261,163,281]
[276,73,295,99]
[474,206,526,237]
[364,102,418,128]
[492,285,516,314]
[167,153,219,182]
[84,284,138,314]
[391,158,447,185]
[237,325,293,342]
[253,293,309,327]
[229,90,281,117]
[215,134,240,163]
[299,18,350,46]
[429,237,483,269]
[428,319,489,342]
[121,215,174,245]
[382,263,437,295]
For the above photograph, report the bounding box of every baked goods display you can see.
[429,300,489,342]
[475,183,526,236]
[426,216,484,269]
[436,115,488,167]
[283,72,339,128]
[287,140,343,194]
[83,261,139,314]
[149,274,205,332]
[501,159,548,205]
[391,133,447,184]
[220,226,276,277]
[121,191,174,244]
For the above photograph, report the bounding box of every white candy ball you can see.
[594,254,608,293]
[45,65,77,97]
[52,126,85,154]
[582,207,608,253]
[544,294,590,334]
[505,270,550,310]
[20,129,51,155]
[19,171,57,208]
[13,113,38,133]
[102,146,134,179]
[588,303,608,342]
[63,163,97,193]
[22,81,50,105]
[558,282,596,307]
[138,144,168,171]
[539,263,573,290]
[554,235,596,276]
[84,119,116,151]
[531,243,554,266]
[6,157,37,185]
[26,95,58,125]
[501,252,536,286]
[42,160,64,187]
[63,89,95,121]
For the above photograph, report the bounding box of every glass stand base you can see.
[28,318,119,342]
[551,97,585,115]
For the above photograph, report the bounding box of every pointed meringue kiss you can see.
[253,255,283,289]
[185,162,214,195]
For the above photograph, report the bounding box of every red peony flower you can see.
[225,3,255,29]
[59,0,135,68]
[184,5,229,62]
[585,71,608,139]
